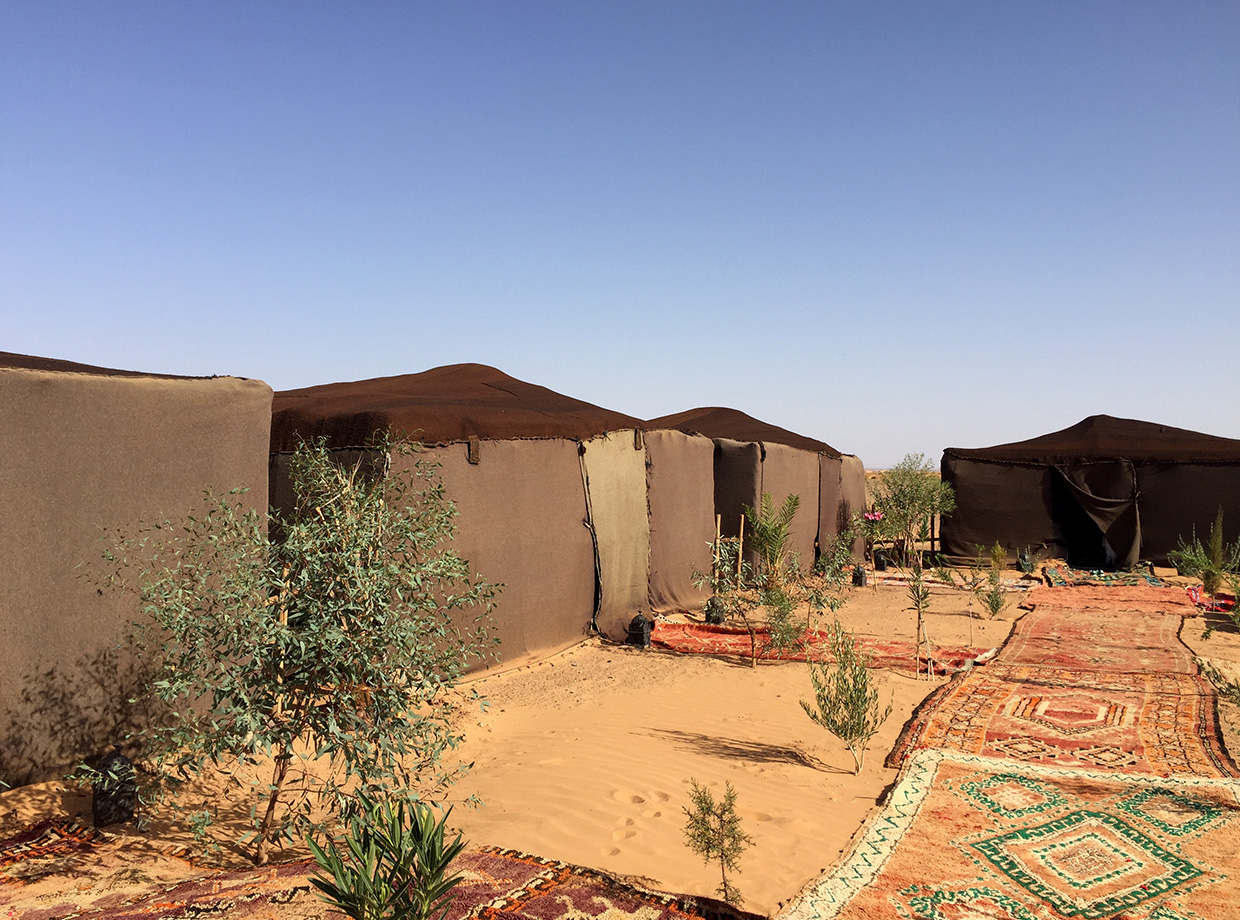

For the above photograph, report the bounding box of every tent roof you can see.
[647,406,841,457]
[0,351,208,380]
[945,415,1240,464]
[271,363,643,450]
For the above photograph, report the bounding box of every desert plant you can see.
[871,454,955,566]
[101,434,500,864]
[1170,508,1240,596]
[682,779,753,907]
[907,564,935,678]
[800,618,893,773]
[744,492,801,587]
[308,794,466,920]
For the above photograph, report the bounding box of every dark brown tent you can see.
[647,407,865,568]
[0,353,273,783]
[941,415,1240,568]
[271,365,648,656]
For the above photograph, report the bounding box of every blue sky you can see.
[3,2,1237,467]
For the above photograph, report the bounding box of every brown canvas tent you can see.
[941,415,1240,568]
[271,364,648,656]
[646,407,865,570]
[0,353,273,783]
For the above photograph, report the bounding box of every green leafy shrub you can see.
[682,780,753,907]
[102,434,499,864]
[800,618,893,772]
[308,795,466,920]
[871,454,955,566]
[1170,508,1240,596]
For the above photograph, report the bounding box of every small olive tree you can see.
[872,453,955,565]
[801,618,892,773]
[103,434,499,864]
[682,780,753,907]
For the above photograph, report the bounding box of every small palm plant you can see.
[801,618,893,773]
[308,795,466,920]
[744,492,800,587]
[682,780,753,907]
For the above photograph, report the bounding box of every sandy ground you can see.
[4,574,1239,918]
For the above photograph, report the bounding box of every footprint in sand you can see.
[640,809,662,819]
[601,847,620,857]
[612,827,637,840]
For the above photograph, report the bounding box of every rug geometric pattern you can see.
[781,591,1240,920]
[886,664,1237,777]
[0,836,761,920]
[778,751,1240,920]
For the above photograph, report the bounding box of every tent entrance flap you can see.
[1052,461,1141,569]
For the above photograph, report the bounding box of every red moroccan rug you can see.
[779,749,1240,920]
[0,828,757,920]
[886,663,1238,778]
[650,622,993,675]
[1025,584,1199,614]
[998,605,1196,673]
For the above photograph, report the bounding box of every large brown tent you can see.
[270,364,648,657]
[0,353,273,783]
[646,407,866,571]
[941,415,1240,568]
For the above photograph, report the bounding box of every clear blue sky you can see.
[3,2,1237,467]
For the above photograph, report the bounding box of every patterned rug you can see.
[1186,585,1236,613]
[779,749,1240,920]
[1044,566,1166,588]
[650,622,994,675]
[998,605,1195,673]
[886,664,1238,778]
[1025,584,1198,614]
[1,832,758,920]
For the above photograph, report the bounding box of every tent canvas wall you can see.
[0,353,273,783]
[647,407,863,568]
[270,364,647,658]
[941,415,1240,567]
[644,429,715,614]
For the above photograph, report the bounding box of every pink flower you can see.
[864,511,884,522]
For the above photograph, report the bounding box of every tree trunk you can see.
[254,751,291,866]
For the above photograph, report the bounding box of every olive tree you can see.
[871,453,955,565]
[103,434,499,864]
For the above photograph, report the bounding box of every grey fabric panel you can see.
[645,430,714,613]
[758,442,821,571]
[940,457,1062,562]
[582,431,651,640]
[1136,463,1240,563]
[418,439,596,664]
[0,369,273,783]
[818,454,846,551]
[839,455,868,560]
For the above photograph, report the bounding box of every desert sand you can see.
[2,574,1237,918]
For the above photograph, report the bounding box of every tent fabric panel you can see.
[0,369,273,784]
[817,453,846,548]
[581,431,651,641]
[940,456,1061,562]
[946,414,1240,464]
[272,363,642,449]
[1136,463,1240,563]
[758,442,821,571]
[648,406,839,456]
[416,439,596,664]
[713,438,762,542]
[840,455,867,560]
[645,430,714,614]
[1054,461,1140,569]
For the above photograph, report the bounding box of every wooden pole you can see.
[736,514,745,580]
